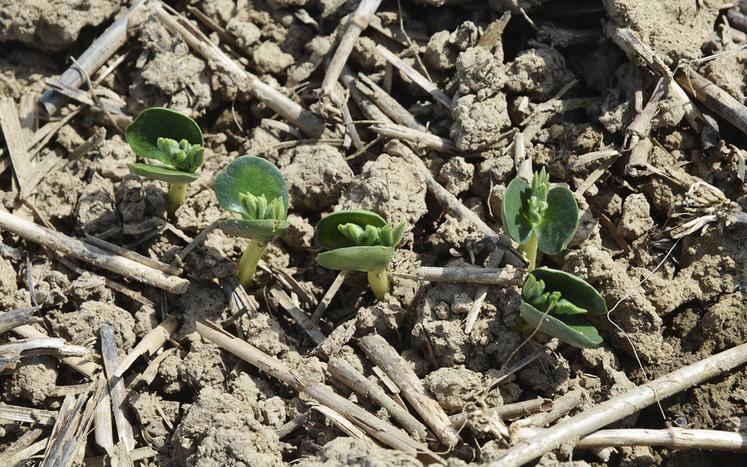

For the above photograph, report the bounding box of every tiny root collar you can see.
[367,268,391,300]
[167,183,188,219]
[237,239,268,287]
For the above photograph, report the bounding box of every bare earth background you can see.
[1,0,746,466]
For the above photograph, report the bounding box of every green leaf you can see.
[215,156,289,218]
[315,246,394,272]
[218,218,289,239]
[520,302,603,348]
[536,186,578,255]
[126,108,203,166]
[127,163,199,184]
[501,177,533,245]
[530,267,607,315]
[315,210,388,249]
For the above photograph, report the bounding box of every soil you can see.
[1,0,746,466]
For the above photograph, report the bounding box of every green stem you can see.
[167,183,188,219]
[521,231,539,271]
[237,239,267,287]
[367,268,391,300]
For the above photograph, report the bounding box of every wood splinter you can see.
[0,210,189,294]
[359,333,460,448]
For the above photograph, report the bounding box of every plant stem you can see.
[520,231,539,271]
[237,238,267,287]
[167,183,187,219]
[367,268,390,300]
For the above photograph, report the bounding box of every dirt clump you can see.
[130,18,212,117]
[0,0,120,51]
[283,143,353,211]
[48,300,136,352]
[338,141,427,226]
[603,0,720,62]
[171,387,283,466]
[2,357,57,405]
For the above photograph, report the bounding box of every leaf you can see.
[127,163,199,184]
[536,186,578,255]
[530,267,607,314]
[520,302,603,348]
[214,156,289,218]
[126,108,203,165]
[501,177,534,245]
[315,210,387,249]
[218,218,289,239]
[315,246,394,272]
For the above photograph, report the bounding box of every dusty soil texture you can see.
[1,0,746,466]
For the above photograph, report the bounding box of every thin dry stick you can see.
[341,102,364,150]
[449,398,552,430]
[328,357,429,441]
[112,315,179,377]
[509,389,584,436]
[5,438,48,465]
[374,44,451,108]
[21,126,106,199]
[196,321,440,461]
[340,67,393,124]
[152,1,325,138]
[93,385,114,455]
[0,403,56,425]
[0,97,33,190]
[84,446,158,467]
[370,123,456,153]
[358,334,460,448]
[624,76,667,151]
[357,73,427,131]
[321,0,383,101]
[490,340,747,467]
[608,27,718,139]
[464,248,504,335]
[43,78,127,115]
[269,288,326,345]
[312,404,372,441]
[395,265,521,286]
[0,311,98,379]
[675,67,747,136]
[0,338,88,373]
[0,305,41,334]
[390,142,523,265]
[85,234,182,276]
[513,132,531,182]
[311,270,349,323]
[0,428,43,464]
[38,0,147,116]
[0,210,189,294]
[41,394,78,464]
[100,324,136,452]
[513,427,747,452]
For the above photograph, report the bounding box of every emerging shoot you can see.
[520,267,607,348]
[314,210,405,300]
[214,156,289,287]
[501,168,579,270]
[125,107,205,219]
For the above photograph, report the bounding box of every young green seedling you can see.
[501,168,579,270]
[125,107,205,219]
[314,210,405,300]
[520,267,607,348]
[214,156,289,287]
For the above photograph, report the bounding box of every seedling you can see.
[501,168,578,270]
[520,267,607,348]
[125,107,205,219]
[214,156,289,287]
[314,210,405,300]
